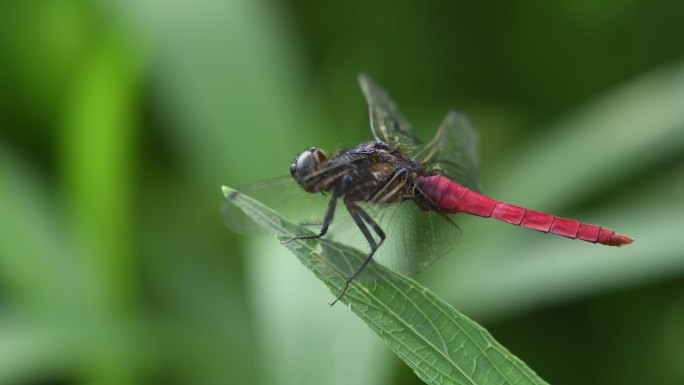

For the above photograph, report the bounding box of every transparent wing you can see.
[418,110,482,191]
[222,176,331,236]
[358,73,422,147]
[223,177,461,276]
[334,200,461,275]
[223,152,367,235]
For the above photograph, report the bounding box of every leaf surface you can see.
[222,186,549,385]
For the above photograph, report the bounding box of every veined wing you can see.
[223,180,460,276]
[222,176,328,236]
[358,73,422,148]
[357,200,461,275]
[222,156,360,235]
[418,110,482,192]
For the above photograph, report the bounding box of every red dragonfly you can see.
[226,74,632,305]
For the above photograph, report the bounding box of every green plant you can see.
[223,186,549,385]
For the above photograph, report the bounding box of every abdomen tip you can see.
[611,233,633,246]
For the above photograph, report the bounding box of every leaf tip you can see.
[221,185,234,198]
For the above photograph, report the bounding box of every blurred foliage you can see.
[0,0,683,384]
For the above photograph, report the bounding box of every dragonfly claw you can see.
[329,281,350,307]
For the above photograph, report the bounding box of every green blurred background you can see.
[1,0,683,384]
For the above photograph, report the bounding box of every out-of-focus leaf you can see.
[116,0,306,185]
[60,33,140,312]
[222,186,549,385]
[488,62,684,208]
[114,1,310,383]
[0,317,71,384]
[0,142,74,312]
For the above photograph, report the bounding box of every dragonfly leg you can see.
[281,191,338,244]
[330,199,386,306]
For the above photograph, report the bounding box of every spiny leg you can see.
[330,199,386,306]
[281,191,338,244]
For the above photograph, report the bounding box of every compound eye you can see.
[295,150,315,174]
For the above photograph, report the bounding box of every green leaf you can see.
[222,186,549,385]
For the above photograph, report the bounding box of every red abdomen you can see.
[417,175,632,246]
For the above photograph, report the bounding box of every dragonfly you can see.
[225,74,633,305]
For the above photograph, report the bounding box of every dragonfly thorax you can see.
[292,139,437,202]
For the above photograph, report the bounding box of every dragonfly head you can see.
[290,147,328,192]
